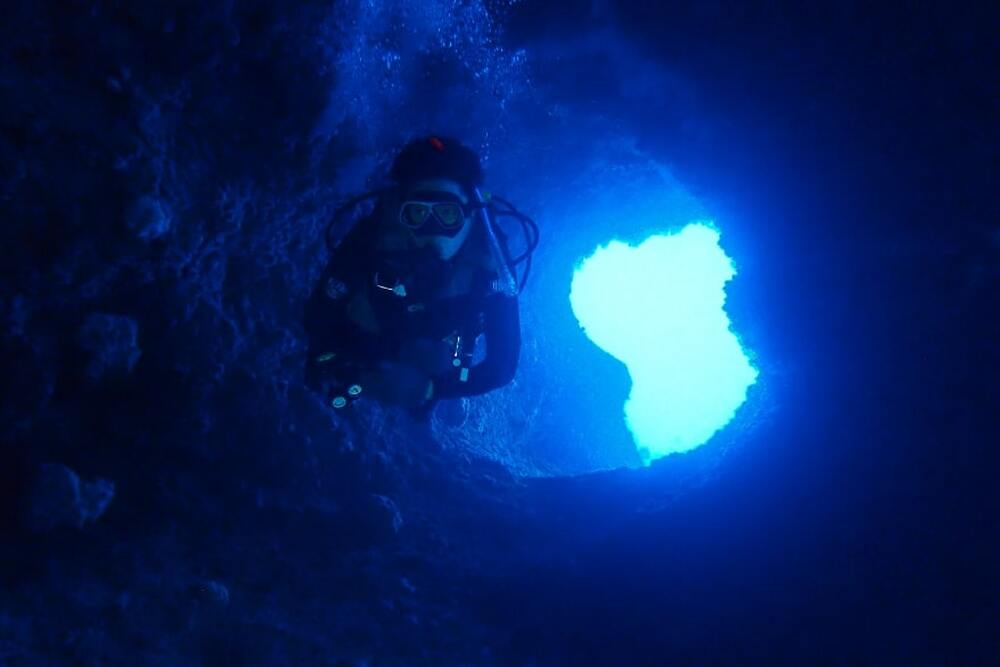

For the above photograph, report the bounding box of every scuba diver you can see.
[304,136,539,414]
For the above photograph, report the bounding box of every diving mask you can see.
[398,191,469,238]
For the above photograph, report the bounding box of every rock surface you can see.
[24,464,115,531]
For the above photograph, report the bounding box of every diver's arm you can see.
[433,294,520,399]
[303,276,370,395]
[304,259,369,357]
[303,231,379,395]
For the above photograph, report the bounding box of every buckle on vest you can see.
[374,273,407,298]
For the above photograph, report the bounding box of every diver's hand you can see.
[360,363,433,408]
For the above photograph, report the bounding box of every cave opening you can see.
[569,223,759,463]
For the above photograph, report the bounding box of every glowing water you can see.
[570,223,758,463]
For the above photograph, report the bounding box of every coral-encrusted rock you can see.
[126,195,172,242]
[24,464,115,532]
[367,494,403,540]
[190,580,231,606]
[77,314,141,382]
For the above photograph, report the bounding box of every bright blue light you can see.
[570,223,758,463]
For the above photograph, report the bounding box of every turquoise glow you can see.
[569,223,758,463]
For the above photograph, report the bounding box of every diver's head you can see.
[398,178,474,261]
[389,136,484,261]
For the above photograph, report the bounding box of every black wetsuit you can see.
[304,219,520,407]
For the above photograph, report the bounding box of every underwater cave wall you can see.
[0,2,575,662]
[0,0,539,499]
